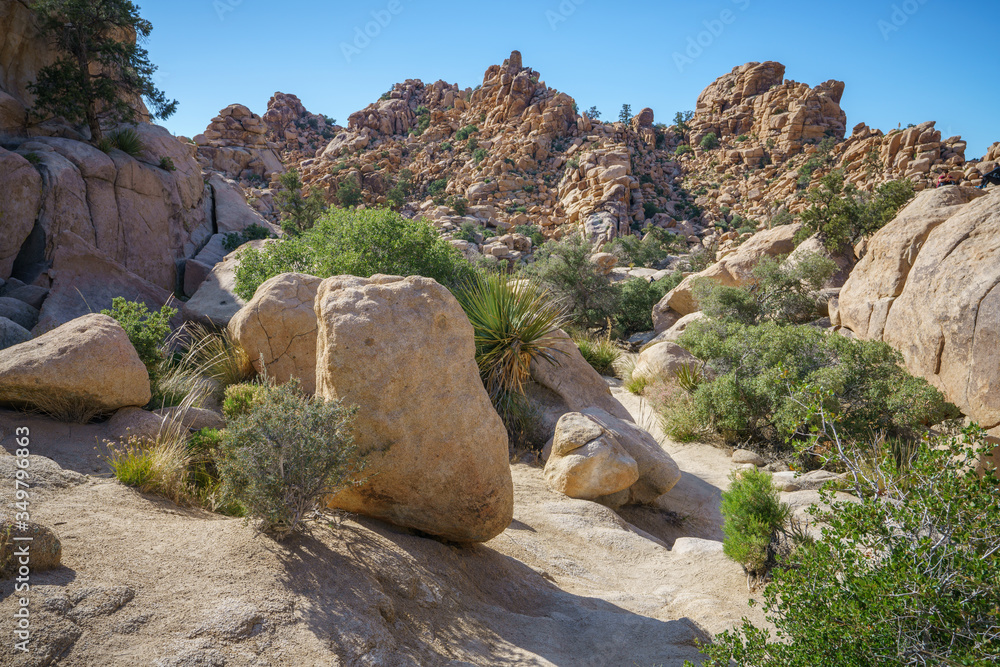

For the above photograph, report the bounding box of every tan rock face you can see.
[838,186,999,433]
[544,412,639,500]
[653,223,802,330]
[316,274,513,543]
[0,313,150,416]
[228,273,322,394]
[195,104,284,179]
[632,342,699,383]
[0,149,41,279]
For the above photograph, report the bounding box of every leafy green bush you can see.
[798,171,915,252]
[642,202,660,219]
[700,132,719,150]
[455,273,566,449]
[234,207,475,301]
[455,124,478,141]
[736,134,749,142]
[101,297,175,378]
[449,196,469,216]
[692,252,837,326]
[158,156,176,172]
[427,178,448,197]
[276,169,327,235]
[574,333,621,376]
[223,383,267,421]
[605,227,680,268]
[613,275,678,338]
[218,380,364,539]
[439,141,453,151]
[675,144,692,156]
[222,223,273,252]
[720,469,791,577]
[678,320,957,446]
[336,178,362,208]
[524,234,620,330]
[694,426,1000,667]
[473,148,488,164]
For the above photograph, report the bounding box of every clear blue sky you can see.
[142,0,1000,157]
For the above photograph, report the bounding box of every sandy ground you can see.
[0,388,765,667]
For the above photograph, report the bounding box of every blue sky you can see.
[142,0,1000,157]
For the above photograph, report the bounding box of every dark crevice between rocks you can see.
[11,220,48,285]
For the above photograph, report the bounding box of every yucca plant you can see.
[455,273,567,444]
[98,127,146,157]
[674,362,705,394]
[177,322,256,389]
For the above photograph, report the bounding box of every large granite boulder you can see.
[838,186,999,435]
[228,273,322,394]
[544,412,639,500]
[0,314,150,418]
[315,275,513,543]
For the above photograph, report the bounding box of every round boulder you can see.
[632,342,700,383]
[544,412,639,500]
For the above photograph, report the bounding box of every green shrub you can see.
[642,202,660,219]
[218,380,364,539]
[101,297,175,378]
[720,469,791,577]
[439,141,452,151]
[455,124,478,141]
[158,156,176,172]
[455,273,566,449]
[514,224,545,248]
[678,320,957,446]
[736,134,749,142]
[449,196,469,216]
[223,383,267,421]
[276,169,327,235]
[700,132,719,150]
[693,252,837,326]
[798,172,915,252]
[613,275,678,339]
[574,334,621,376]
[23,152,42,165]
[472,148,488,164]
[694,426,1000,667]
[656,385,703,443]
[675,144,692,156]
[234,207,475,301]
[98,127,145,157]
[336,178,363,208]
[605,227,680,268]
[524,234,620,330]
[453,221,481,243]
[222,223,273,252]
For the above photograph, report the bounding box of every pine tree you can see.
[27,0,177,142]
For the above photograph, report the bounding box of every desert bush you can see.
[276,169,327,234]
[693,425,1000,667]
[654,383,703,443]
[455,124,478,141]
[336,178,362,208]
[514,224,545,248]
[678,320,957,446]
[234,207,474,300]
[105,411,192,503]
[797,171,915,252]
[218,380,364,539]
[472,148,488,164]
[675,144,692,156]
[605,227,680,268]
[158,156,176,172]
[223,382,267,421]
[573,333,621,376]
[98,127,145,156]
[427,178,448,197]
[692,252,837,326]
[524,234,620,330]
[177,322,256,389]
[720,469,791,577]
[700,132,719,149]
[222,223,273,252]
[101,297,175,379]
[455,273,566,448]
[613,275,679,339]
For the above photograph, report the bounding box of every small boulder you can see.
[316,275,513,543]
[152,406,225,432]
[0,296,39,330]
[1,284,49,310]
[632,342,700,383]
[228,273,322,394]
[0,317,31,350]
[0,314,151,418]
[1,521,62,577]
[544,412,639,500]
[731,449,766,466]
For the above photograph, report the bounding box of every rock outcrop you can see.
[315,275,513,543]
[228,273,321,394]
[194,104,284,180]
[837,186,999,435]
[0,314,150,417]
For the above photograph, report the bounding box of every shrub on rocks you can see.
[719,469,791,578]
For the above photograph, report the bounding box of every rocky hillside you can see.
[193,53,998,266]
